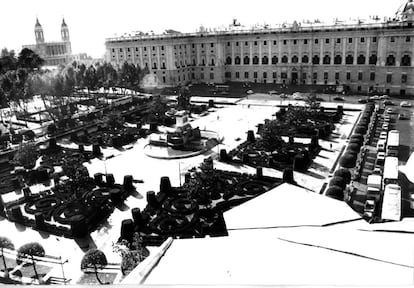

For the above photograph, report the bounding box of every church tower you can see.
[61,18,70,41]
[35,18,44,44]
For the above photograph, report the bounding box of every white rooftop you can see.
[224,183,361,230]
[143,183,414,285]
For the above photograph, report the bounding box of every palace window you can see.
[334,55,342,64]
[312,55,320,64]
[272,56,278,64]
[401,55,411,66]
[282,55,288,63]
[357,54,366,65]
[358,72,363,81]
[325,38,330,44]
[302,55,309,63]
[292,55,298,63]
[262,56,269,64]
[402,73,407,83]
[369,54,377,65]
[244,56,250,65]
[386,73,392,83]
[386,55,396,66]
[253,56,259,65]
[226,56,232,65]
[244,72,249,79]
[323,55,331,64]
[254,72,258,78]
[336,38,341,44]
[345,55,354,64]
[370,72,375,81]
[235,56,241,65]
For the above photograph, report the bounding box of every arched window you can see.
[369,54,377,65]
[386,55,395,66]
[301,55,309,63]
[211,58,215,66]
[272,56,278,64]
[243,56,250,65]
[281,55,288,63]
[201,58,205,66]
[192,59,196,66]
[226,56,232,65]
[323,55,331,64]
[401,54,411,66]
[312,55,320,65]
[334,55,342,64]
[357,54,366,65]
[262,56,269,64]
[292,55,299,63]
[153,62,157,69]
[235,56,241,65]
[253,56,259,65]
[345,55,354,65]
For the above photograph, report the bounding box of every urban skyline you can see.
[0,0,406,59]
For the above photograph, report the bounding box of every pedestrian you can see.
[330,143,333,150]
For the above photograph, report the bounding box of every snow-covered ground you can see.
[0,98,363,284]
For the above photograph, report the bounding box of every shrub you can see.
[334,168,352,184]
[329,176,347,190]
[326,185,344,201]
[340,153,357,168]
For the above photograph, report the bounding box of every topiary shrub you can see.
[325,185,344,201]
[329,176,347,190]
[340,153,357,168]
[347,143,361,153]
[334,168,352,184]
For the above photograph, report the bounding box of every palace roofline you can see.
[105,18,412,43]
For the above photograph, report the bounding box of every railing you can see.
[106,20,410,43]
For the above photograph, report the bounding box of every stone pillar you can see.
[342,38,346,65]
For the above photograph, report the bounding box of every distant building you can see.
[105,0,414,96]
[72,53,103,66]
[23,18,72,66]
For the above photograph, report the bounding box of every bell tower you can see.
[35,18,44,44]
[61,18,70,41]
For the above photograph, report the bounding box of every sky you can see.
[0,0,407,59]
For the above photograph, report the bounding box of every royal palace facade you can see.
[106,1,414,96]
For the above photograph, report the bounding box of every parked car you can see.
[376,151,386,167]
[386,108,397,114]
[380,95,390,99]
[293,95,305,100]
[369,95,380,100]
[400,101,412,107]
[280,94,288,99]
[383,100,395,106]
[382,123,390,131]
[268,90,277,95]
[364,199,377,218]
[358,98,368,104]
[379,132,387,141]
[399,113,410,120]
[333,96,345,101]
[246,90,254,94]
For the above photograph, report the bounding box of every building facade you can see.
[105,1,414,96]
[23,18,72,66]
